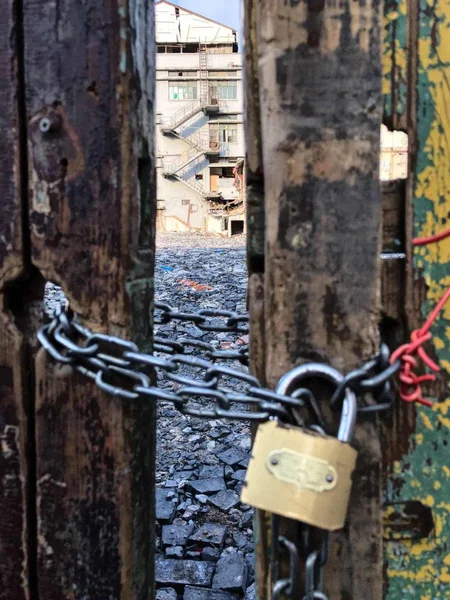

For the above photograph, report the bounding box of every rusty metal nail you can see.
[39,118,52,133]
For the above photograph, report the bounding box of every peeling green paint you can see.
[384,403,450,598]
[384,2,450,598]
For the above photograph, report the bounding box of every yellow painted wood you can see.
[384,2,450,597]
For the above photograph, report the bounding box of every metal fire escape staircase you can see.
[161,43,221,199]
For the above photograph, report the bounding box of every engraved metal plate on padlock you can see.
[241,420,357,531]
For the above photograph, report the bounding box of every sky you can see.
[157,0,243,43]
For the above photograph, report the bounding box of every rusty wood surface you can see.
[255,1,384,598]
[22,1,156,598]
[244,0,265,273]
[0,2,33,598]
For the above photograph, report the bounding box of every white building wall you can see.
[155,1,245,235]
[155,1,237,45]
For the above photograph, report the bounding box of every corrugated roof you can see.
[155,1,237,34]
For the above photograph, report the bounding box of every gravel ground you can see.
[154,233,254,600]
[45,233,255,599]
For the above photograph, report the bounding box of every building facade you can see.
[155,0,246,236]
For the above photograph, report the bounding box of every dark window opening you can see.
[231,220,244,236]
[184,43,199,53]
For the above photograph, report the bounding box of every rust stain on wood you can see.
[22,1,157,598]
[255,1,384,597]
[0,2,31,599]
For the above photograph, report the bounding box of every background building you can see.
[155,0,246,235]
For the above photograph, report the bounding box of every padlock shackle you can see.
[275,363,357,443]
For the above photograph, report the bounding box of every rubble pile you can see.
[155,233,255,599]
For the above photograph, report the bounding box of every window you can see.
[169,71,197,78]
[209,80,237,100]
[184,43,199,53]
[181,199,190,206]
[219,124,238,144]
[169,81,198,100]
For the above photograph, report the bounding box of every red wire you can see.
[412,227,450,246]
[391,231,450,407]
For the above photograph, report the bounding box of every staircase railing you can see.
[173,131,210,153]
[162,98,203,131]
[178,176,208,197]
[163,146,204,176]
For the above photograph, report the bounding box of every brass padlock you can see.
[241,364,358,531]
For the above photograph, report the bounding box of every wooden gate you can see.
[1,1,449,599]
[0,1,156,598]
[246,1,450,598]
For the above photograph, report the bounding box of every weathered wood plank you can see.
[384,2,450,597]
[23,1,156,597]
[0,3,31,598]
[245,0,265,273]
[256,1,384,598]
[244,2,272,595]
[381,179,405,252]
[380,180,406,323]
[383,0,408,130]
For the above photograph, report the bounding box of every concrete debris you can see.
[155,558,216,588]
[217,448,248,467]
[184,587,239,600]
[162,524,194,547]
[212,551,248,594]
[189,524,227,547]
[208,490,240,512]
[156,488,178,524]
[157,588,178,600]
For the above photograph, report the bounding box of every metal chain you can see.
[271,517,329,600]
[154,301,249,333]
[38,303,400,600]
[38,304,399,425]
[38,306,307,423]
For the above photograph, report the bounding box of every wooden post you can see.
[0,3,33,598]
[383,2,450,597]
[244,1,272,597]
[0,1,156,598]
[247,1,384,597]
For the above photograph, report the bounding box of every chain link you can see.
[271,518,329,600]
[154,301,249,333]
